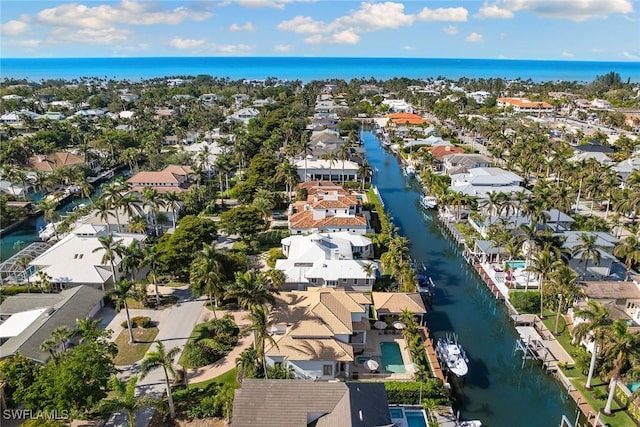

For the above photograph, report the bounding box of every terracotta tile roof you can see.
[128,171,183,184]
[266,336,354,361]
[429,145,465,158]
[497,97,553,109]
[161,165,193,176]
[297,181,349,196]
[314,199,355,209]
[371,292,427,315]
[29,152,85,172]
[130,185,189,194]
[289,211,366,229]
[387,112,428,125]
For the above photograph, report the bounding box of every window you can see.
[323,364,333,376]
[310,278,317,284]
[326,281,337,287]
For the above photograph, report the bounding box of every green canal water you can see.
[363,129,579,427]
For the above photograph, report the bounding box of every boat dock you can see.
[420,326,446,383]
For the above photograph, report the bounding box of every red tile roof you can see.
[429,145,465,158]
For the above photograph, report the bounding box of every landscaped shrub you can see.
[266,248,286,268]
[509,291,539,314]
[121,316,152,328]
[383,381,448,405]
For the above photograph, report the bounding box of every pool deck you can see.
[352,329,414,380]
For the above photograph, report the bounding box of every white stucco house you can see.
[276,232,377,291]
[449,167,525,199]
[294,158,360,182]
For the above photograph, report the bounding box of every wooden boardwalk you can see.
[420,326,446,383]
[474,263,505,301]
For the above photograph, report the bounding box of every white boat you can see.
[403,165,416,177]
[38,222,59,241]
[436,333,469,378]
[460,421,482,427]
[419,194,438,209]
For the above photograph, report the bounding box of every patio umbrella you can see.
[365,359,380,371]
[373,320,387,330]
[392,321,406,330]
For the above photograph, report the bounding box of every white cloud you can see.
[466,32,485,42]
[277,16,326,34]
[232,0,295,9]
[335,2,415,30]
[36,0,211,29]
[403,45,415,51]
[590,48,604,53]
[230,21,255,31]
[274,44,293,52]
[112,43,149,55]
[211,43,254,53]
[443,25,458,35]
[169,37,207,50]
[48,26,131,45]
[561,51,574,58]
[622,51,639,60]
[417,7,468,22]
[1,20,29,36]
[482,0,633,21]
[477,2,514,18]
[278,2,468,45]
[14,39,42,48]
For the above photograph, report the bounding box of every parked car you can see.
[272,212,288,220]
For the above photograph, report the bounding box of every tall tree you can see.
[613,235,640,281]
[572,300,612,389]
[141,245,164,307]
[225,271,278,310]
[92,234,124,291]
[190,242,225,318]
[97,375,162,427]
[110,279,136,343]
[139,341,180,419]
[571,233,605,280]
[601,321,640,415]
[245,305,278,379]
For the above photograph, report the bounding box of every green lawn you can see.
[188,368,239,390]
[112,326,159,365]
[539,312,636,426]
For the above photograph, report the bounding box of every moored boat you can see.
[419,194,438,209]
[436,333,469,378]
[460,421,482,427]
[38,222,60,241]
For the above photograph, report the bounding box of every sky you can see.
[1,0,639,61]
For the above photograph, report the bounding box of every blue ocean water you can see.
[1,57,638,83]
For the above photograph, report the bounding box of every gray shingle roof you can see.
[231,380,391,427]
[0,285,104,363]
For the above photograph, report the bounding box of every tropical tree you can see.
[139,341,180,419]
[245,305,278,379]
[110,279,136,343]
[141,245,164,307]
[600,321,640,415]
[297,135,313,182]
[190,242,225,318]
[225,271,278,310]
[15,256,32,290]
[51,326,73,352]
[613,235,640,281]
[358,161,373,190]
[163,192,182,230]
[274,161,299,202]
[571,233,605,280]
[40,338,60,360]
[92,234,124,291]
[97,375,162,427]
[142,186,166,236]
[235,344,260,382]
[74,317,107,344]
[526,250,561,317]
[38,198,61,240]
[572,300,612,389]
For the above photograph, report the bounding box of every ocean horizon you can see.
[1,56,638,83]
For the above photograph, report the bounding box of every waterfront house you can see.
[127,165,195,194]
[265,288,370,380]
[561,231,621,281]
[441,153,493,175]
[613,155,640,185]
[231,380,391,427]
[275,232,377,291]
[294,158,360,182]
[288,185,370,235]
[28,224,146,291]
[382,100,415,113]
[449,167,524,199]
[371,292,427,325]
[0,285,104,363]
[576,278,640,326]
[28,151,96,173]
[496,97,554,114]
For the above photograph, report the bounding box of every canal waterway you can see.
[363,129,578,426]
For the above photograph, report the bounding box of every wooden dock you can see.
[420,326,446,383]
[473,263,505,301]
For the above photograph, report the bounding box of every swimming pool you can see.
[380,342,407,374]
[505,260,526,270]
[389,407,404,419]
[405,410,428,427]
[628,382,640,393]
[389,407,429,427]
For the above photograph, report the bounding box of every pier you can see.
[419,326,446,383]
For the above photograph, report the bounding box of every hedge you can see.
[121,316,152,328]
[382,381,448,405]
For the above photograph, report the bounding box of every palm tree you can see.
[297,135,313,182]
[337,144,351,183]
[40,337,60,360]
[140,341,180,419]
[357,161,373,190]
[97,375,162,427]
[101,182,124,231]
[517,222,540,292]
[571,233,605,280]
[245,305,278,379]
[235,344,260,383]
[110,279,136,343]
[526,250,561,317]
[321,151,337,181]
[361,261,377,285]
[190,242,225,318]
[15,256,32,291]
[225,271,278,310]
[600,320,640,415]
[274,161,299,202]
[94,199,116,231]
[51,326,73,352]
[74,317,105,344]
[163,192,182,230]
[142,187,166,236]
[119,240,143,281]
[141,245,164,307]
[613,235,640,281]
[572,300,612,389]
[92,234,124,291]
[38,198,61,240]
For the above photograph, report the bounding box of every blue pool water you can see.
[389,408,404,419]
[380,342,406,374]
[406,410,429,427]
[628,382,640,393]
[505,260,527,270]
